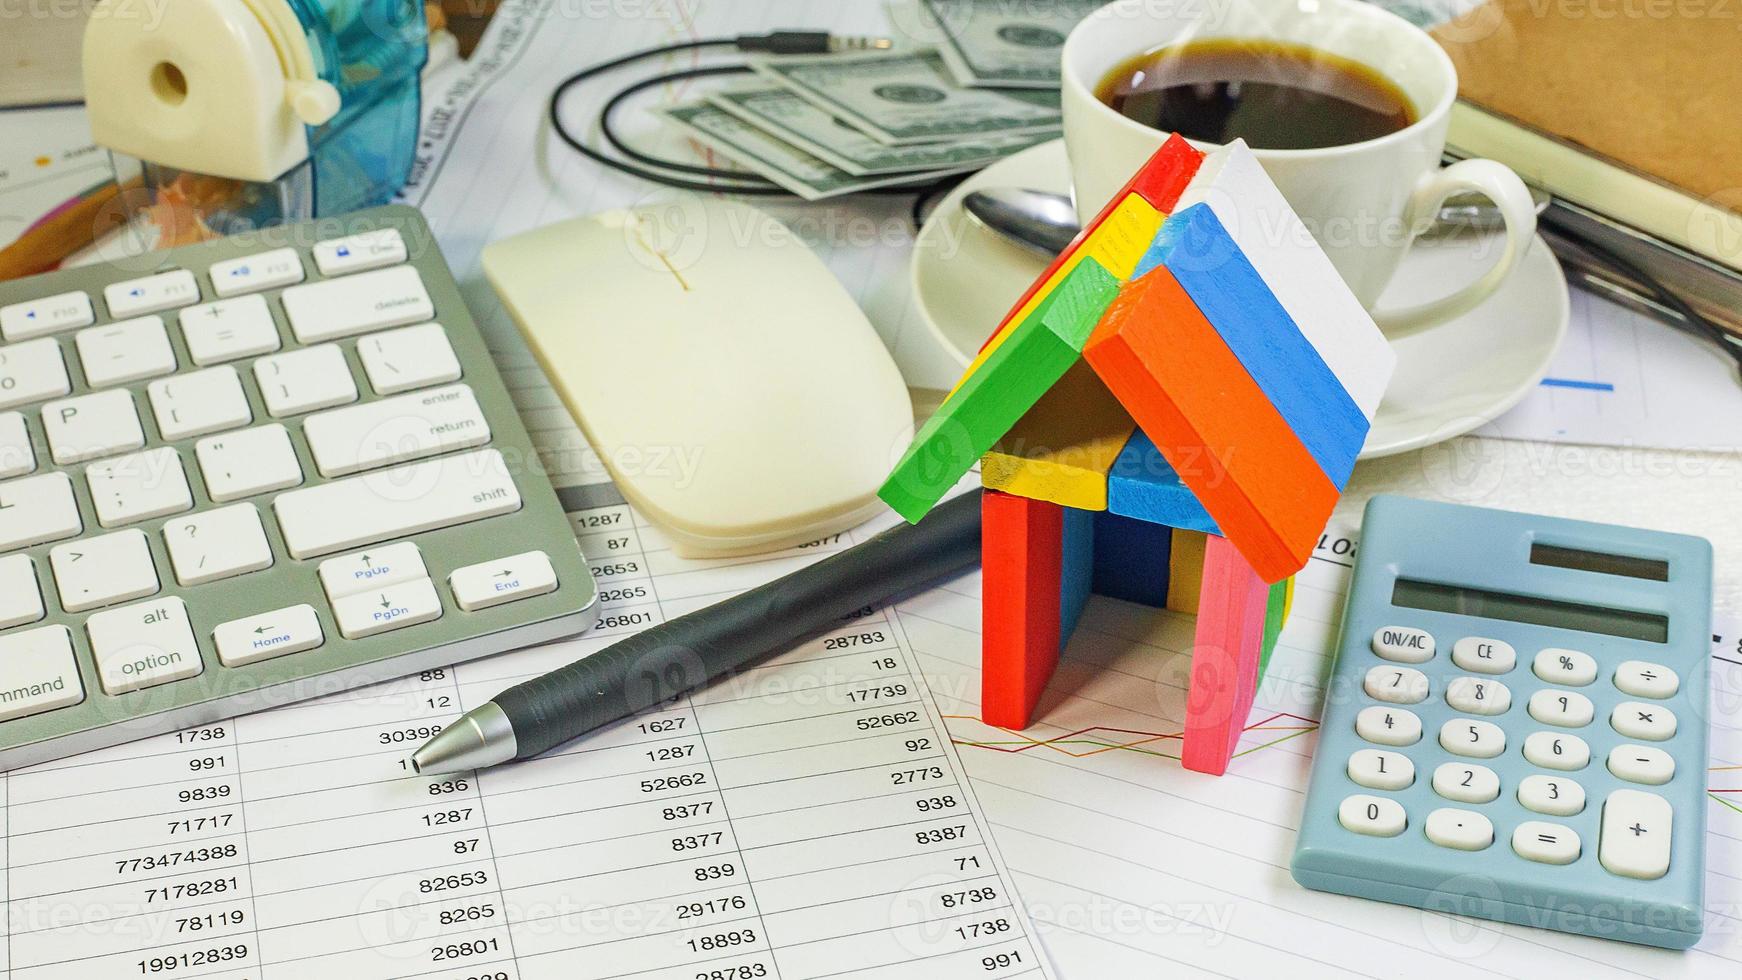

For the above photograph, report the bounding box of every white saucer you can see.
[911,139,1570,458]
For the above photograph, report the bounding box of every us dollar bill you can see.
[749,49,1062,145]
[708,86,1054,176]
[659,103,939,200]
[921,0,1104,88]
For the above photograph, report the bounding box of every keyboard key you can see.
[87,446,194,527]
[0,411,33,478]
[104,269,199,319]
[1611,701,1677,741]
[1614,660,1679,699]
[1518,774,1585,816]
[214,604,325,667]
[1445,677,1510,715]
[1527,688,1593,727]
[1371,625,1433,663]
[1450,636,1515,674]
[312,228,407,276]
[210,247,304,297]
[1600,790,1673,880]
[1337,794,1406,837]
[255,344,358,417]
[319,541,427,601]
[358,323,462,395]
[0,626,83,721]
[1346,749,1413,790]
[303,383,490,477]
[1533,647,1596,686]
[0,337,72,410]
[149,366,253,441]
[1425,808,1492,851]
[1431,762,1499,803]
[179,293,282,365]
[87,597,204,693]
[195,424,303,502]
[281,265,432,344]
[76,316,178,387]
[49,529,159,613]
[332,577,443,639]
[1523,731,1589,770]
[274,448,521,559]
[1362,664,1428,704]
[1,290,92,340]
[1440,718,1505,758]
[0,555,44,629]
[451,551,559,611]
[0,472,81,551]
[43,388,144,464]
[164,504,274,586]
[1608,744,1675,786]
[1512,821,1580,865]
[1354,705,1420,746]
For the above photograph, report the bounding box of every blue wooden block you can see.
[1106,429,1221,535]
[1090,510,1171,608]
[1133,204,1365,488]
[1060,506,1096,643]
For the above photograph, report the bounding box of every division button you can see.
[1338,794,1407,837]
[1372,625,1434,663]
[1425,808,1493,850]
[1614,660,1679,699]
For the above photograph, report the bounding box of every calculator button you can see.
[1431,762,1499,804]
[1512,821,1580,865]
[214,605,325,667]
[1372,626,1434,663]
[1607,744,1675,786]
[1526,689,1593,728]
[1363,665,1428,704]
[450,551,559,612]
[44,388,145,465]
[105,269,199,319]
[179,294,282,366]
[281,264,432,344]
[1439,719,1506,758]
[1445,677,1510,715]
[1533,647,1596,686]
[1425,808,1493,851]
[1599,790,1672,880]
[49,529,159,613]
[312,228,408,276]
[1523,731,1590,771]
[1338,794,1406,837]
[357,323,462,395]
[0,625,83,721]
[1611,702,1677,741]
[1356,706,1421,746]
[75,316,177,388]
[1451,636,1515,674]
[1614,661,1679,699]
[1518,774,1585,817]
[195,424,304,502]
[331,577,443,639]
[87,596,205,694]
[0,412,33,479]
[1346,749,1414,790]
[209,247,305,297]
[1,290,93,340]
[0,555,44,629]
[0,337,71,411]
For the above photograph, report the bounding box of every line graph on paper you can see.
[947,712,1319,765]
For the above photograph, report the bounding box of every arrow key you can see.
[331,578,442,639]
[214,605,324,666]
[450,551,558,611]
[318,541,427,601]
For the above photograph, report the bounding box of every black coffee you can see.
[1095,39,1415,150]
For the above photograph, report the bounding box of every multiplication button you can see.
[1527,689,1593,727]
[1347,749,1414,790]
[1608,744,1675,786]
[1372,626,1434,663]
[1432,762,1499,804]
[1364,665,1428,704]
[1611,702,1677,741]
[1439,718,1505,758]
[1614,660,1679,699]
[1533,647,1596,686]
[1338,795,1407,837]
[1356,706,1422,746]
[1426,808,1493,851]
[1451,636,1515,674]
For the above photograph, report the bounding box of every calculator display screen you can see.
[1390,578,1669,643]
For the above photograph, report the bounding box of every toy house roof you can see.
[879,135,1396,583]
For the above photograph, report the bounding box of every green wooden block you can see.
[879,258,1122,522]
[1258,577,1289,682]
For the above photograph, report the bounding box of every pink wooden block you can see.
[1180,533,1269,775]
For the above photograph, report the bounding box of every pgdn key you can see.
[332,578,443,639]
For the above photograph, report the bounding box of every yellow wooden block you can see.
[1282,575,1296,622]
[948,192,1165,399]
[980,361,1136,511]
[1166,529,1207,614]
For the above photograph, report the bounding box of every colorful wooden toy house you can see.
[880,135,1397,775]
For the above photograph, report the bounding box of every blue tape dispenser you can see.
[82,0,427,233]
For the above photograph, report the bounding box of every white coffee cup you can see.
[1062,0,1537,337]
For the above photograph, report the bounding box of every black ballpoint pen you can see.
[410,491,981,775]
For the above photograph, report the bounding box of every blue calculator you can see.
[1293,495,1712,949]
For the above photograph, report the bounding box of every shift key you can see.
[274,448,522,559]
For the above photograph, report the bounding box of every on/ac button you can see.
[1372,626,1434,663]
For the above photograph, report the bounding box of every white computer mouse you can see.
[483,197,913,558]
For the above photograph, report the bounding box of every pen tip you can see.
[410,701,518,775]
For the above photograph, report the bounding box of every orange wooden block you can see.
[1082,268,1338,582]
[981,490,1063,728]
[1180,533,1270,775]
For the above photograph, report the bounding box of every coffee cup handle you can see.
[1371,159,1538,339]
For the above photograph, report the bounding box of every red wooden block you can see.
[1180,533,1270,775]
[975,135,1204,355]
[981,489,1063,729]
[1082,266,1339,582]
